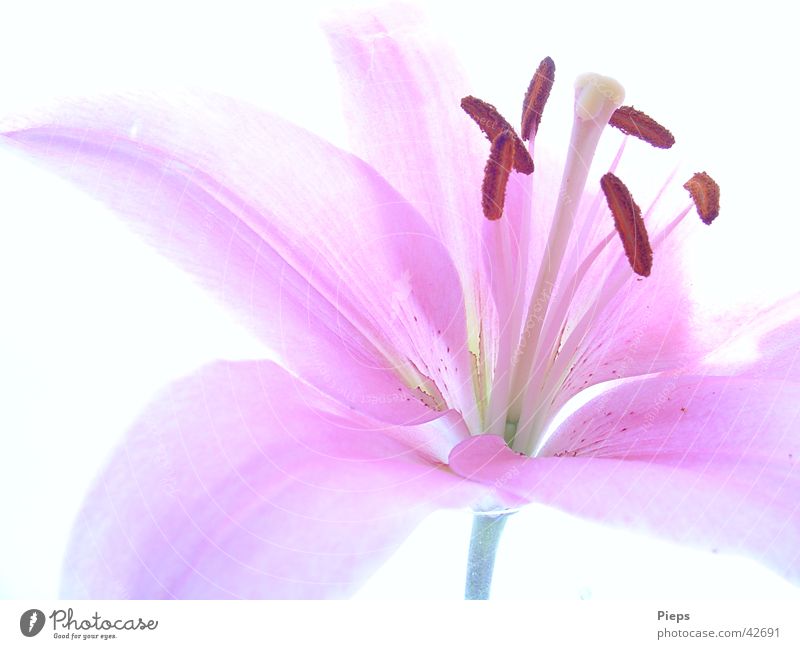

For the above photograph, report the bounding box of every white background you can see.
[0,0,798,599]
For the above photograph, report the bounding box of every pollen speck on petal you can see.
[683,171,720,224]
[600,172,653,276]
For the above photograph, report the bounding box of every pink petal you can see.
[450,375,800,583]
[325,6,482,255]
[324,7,494,365]
[550,273,800,424]
[704,292,800,383]
[1,92,475,425]
[63,361,480,599]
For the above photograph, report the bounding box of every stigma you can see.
[573,73,625,121]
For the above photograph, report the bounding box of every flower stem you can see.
[464,512,510,600]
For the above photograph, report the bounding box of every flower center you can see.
[461,57,720,455]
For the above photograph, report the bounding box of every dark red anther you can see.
[461,96,533,174]
[482,131,516,220]
[609,105,675,149]
[683,172,720,224]
[521,56,555,142]
[600,172,653,276]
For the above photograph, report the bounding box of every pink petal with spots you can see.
[1,93,475,425]
[325,6,497,381]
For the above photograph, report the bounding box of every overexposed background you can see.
[1,0,798,599]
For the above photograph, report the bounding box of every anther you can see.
[482,131,515,220]
[461,96,534,174]
[683,172,720,224]
[600,172,653,276]
[609,106,675,149]
[521,56,555,141]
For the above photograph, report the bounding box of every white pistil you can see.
[506,73,625,452]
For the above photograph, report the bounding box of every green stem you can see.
[464,512,510,600]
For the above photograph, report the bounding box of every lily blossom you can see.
[2,6,798,598]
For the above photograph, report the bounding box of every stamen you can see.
[600,172,653,276]
[521,56,556,141]
[683,171,720,224]
[507,72,625,441]
[481,131,515,220]
[609,106,675,149]
[461,96,534,174]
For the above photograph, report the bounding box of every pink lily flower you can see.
[2,7,797,599]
